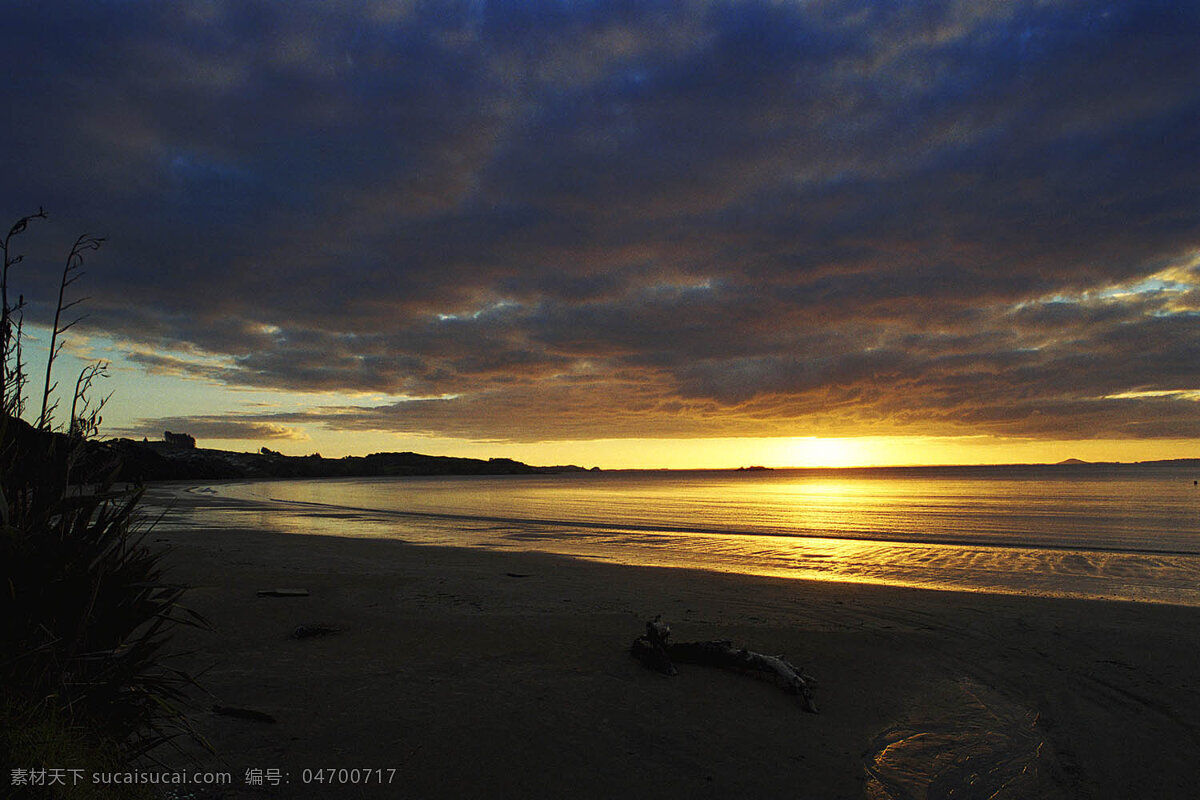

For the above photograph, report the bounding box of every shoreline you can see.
[152,506,1200,798]
[146,481,1200,609]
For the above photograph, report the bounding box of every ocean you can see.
[160,463,1200,606]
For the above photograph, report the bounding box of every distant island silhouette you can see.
[103,435,596,481]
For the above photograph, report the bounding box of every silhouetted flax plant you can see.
[0,209,207,767]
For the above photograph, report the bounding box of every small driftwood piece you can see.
[257,588,309,597]
[212,704,277,723]
[630,619,818,713]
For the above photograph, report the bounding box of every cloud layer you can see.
[5,1,1199,443]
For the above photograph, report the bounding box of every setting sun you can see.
[784,437,868,468]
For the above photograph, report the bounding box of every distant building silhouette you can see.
[164,431,196,449]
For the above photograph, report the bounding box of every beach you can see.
[152,496,1200,799]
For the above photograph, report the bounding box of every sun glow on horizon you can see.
[178,431,1199,471]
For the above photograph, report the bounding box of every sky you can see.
[2,0,1199,469]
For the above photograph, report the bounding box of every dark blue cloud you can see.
[3,0,1199,442]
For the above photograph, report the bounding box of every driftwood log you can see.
[631,619,818,713]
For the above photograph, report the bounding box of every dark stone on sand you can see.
[290,624,342,639]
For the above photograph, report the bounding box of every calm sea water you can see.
[166,463,1200,606]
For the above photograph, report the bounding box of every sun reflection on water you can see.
[153,467,1200,606]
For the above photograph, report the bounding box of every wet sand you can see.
[154,517,1200,799]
